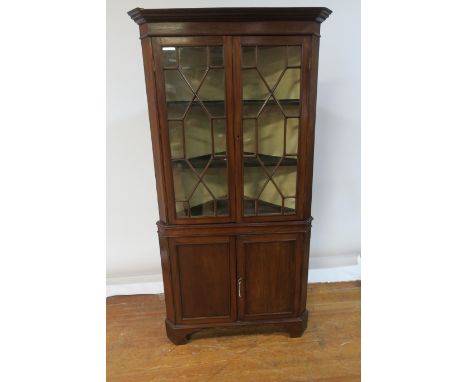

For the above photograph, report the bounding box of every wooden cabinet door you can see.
[152,36,237,224]
[237,233,303,320]
[232,36,313,223]
[169,236,237,324]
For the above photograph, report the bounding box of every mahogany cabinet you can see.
[129,7,331,344]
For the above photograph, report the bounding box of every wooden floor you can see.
[107,281,360,382]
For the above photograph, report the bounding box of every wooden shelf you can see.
[242,99,300,105]
[245,199,295,215]
[180,198,294,217]
[166,99,299,119]
[173,152,297,169]
[166,100,299,105]
[183,199,229,217]
[243,153,297,167]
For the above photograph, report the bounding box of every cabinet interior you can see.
[161,44,301,218]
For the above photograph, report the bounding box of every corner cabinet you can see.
[128,7,331,345]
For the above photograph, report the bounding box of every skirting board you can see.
[107,263,361,297]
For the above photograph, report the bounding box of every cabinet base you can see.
[165,310,308,345]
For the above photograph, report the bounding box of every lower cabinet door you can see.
[237,233,303,320]
[169,236,237,324]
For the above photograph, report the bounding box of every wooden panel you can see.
[240,35,306,45]
[158,36,223,45]
[178,244,230,318]
[244,240,295,315]
[129,7,332,24]
[299,35,320,217]
[170,236,236,324]
[158,236,175,322]
[299,228,311,313]
[237,233,302,320]
[140,38,168,222]
[141,21,320,38]
[157,217,312,238]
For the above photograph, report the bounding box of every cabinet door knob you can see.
[237,277,243,298]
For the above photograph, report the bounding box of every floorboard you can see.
[107,281,361,382]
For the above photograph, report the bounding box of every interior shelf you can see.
[245,199,295,215]
[166,99,299,118]
[243,153,297,167]
[186,199,229,216]
[242,99,300,105]
[166,100,299,105]
[180,199,294,217]
[173,152,297,168]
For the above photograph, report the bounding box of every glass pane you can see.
[243,198,256,216]
[257,46,287,89]
[179,47,207,90]
[243,164,269,200]
[176,201,189,217]
[164,70,193,120]
[190,183,214,217]
[168,121,184,159]
[163,44,228,219]
[242,69,270,117]
[258,181,282,215]
[258,103,284,158]
[241,44,301,216]
[197,68,225,117]
[242,46,256,67]
[204,162,228,199]
[272,166,297,199]
[162,47,177,68]
[287,46,301,67]
[210,46,223,67]
[284,198,296,214]
[285,118,299,155]
[243,119,256,155]
[216,199,229,216]
[213,119,226,154]
[184,106,211,160]
[172,162,198,202]
[275,68,301,117]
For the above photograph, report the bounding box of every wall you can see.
[107,0,360,292]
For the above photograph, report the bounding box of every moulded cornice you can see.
[128,7,332,25]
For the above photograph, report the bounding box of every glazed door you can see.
[233,36,311,222]
[236,233,303,320]
[169,236,237,324]
[154,36,313,223]
[153,36,236,224]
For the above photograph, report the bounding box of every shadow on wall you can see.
[310,80,360,263]
[107,110,161,278]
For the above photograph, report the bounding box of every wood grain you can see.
[169,236,237,324]
[128,7,332,25]
[107,281,360,382]
[237,233,301,319]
